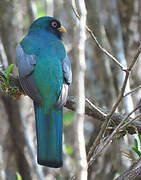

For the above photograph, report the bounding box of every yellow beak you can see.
[58,26,67,33]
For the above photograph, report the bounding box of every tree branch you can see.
[72,1,141,170]
[1,74,141,136]
[123,85,141,97]
[72,0,88,179]
[65,96,141,134]
[115,157,141,180]
[72,4,126,71]
[87,43,141,169]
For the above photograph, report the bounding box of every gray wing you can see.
[16,44,42,104]
[62,55,72,85]
[55,55,72,109]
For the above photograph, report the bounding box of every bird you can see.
[16,16,72,168]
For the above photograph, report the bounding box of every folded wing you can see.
[55,55,72,109]
[16,44,42,104]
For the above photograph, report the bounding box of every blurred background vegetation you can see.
[0,0,141,179]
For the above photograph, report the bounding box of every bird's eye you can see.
[51,21,58,28]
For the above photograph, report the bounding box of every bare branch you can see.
[87,70,129,163]
[88,44,141,169]
[85,98,106,118]
[124,85,141,97]
[72,5,126,71]
[128,45,141,71]
[120,113,141,130]
[72,5,141,165]
[88,104,141,169]
[115,157,141,180]
[65,96,141,134]
[1,73,141,135]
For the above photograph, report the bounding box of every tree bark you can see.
[72,0,88,179]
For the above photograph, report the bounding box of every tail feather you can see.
[34,103,63,168]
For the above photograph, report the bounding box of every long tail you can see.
[34,103,63,168]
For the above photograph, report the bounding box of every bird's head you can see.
[29,16,66,40]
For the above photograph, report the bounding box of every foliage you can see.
[0,64,19,97]
[16,172,22,180]
[131,134,141,157]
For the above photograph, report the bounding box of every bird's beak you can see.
[58,26,67,33]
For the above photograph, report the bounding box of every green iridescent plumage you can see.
[16,17,72,168]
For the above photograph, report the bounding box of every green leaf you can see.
[5,64,14,85]
[134,139,138,149]
[138,134,141,143]
[63,112,74,126]
[16,172,22,180]
[6,64,14,79]
[64,144,73,155]
[123,120,127,124]
[132,147,141,157]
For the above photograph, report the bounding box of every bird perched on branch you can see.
[16,16,72,168]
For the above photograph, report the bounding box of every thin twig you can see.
[85,98,106,118]
[72,5,126,71]
[88,45,141,169]
[88,111,141,170]
[124,85,141,97]
[120,113,141,130]
[65,96,141,134]
[1,73,141,135]
[88,104,141,169]
[119,104,141,129]
[121,150,136,161]
[128,45,141,71]
[72,1,134,163]
[88,70,129,162]
[116,157,141,180]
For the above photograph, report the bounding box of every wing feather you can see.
[16,44,42,104]
[55,55,72,109]
[62,55,72,85]
[16,44,36,77]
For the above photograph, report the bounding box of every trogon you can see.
[16,16,72,168]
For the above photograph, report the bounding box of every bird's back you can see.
[16,16,72,168]
[34,48,64,113]
[21,31,66,113]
